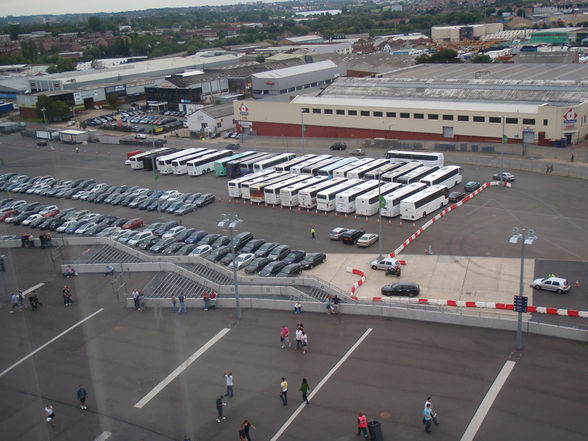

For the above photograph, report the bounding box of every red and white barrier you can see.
[347,296,587,318]
[346,267,366,296]
[389,181,510,257]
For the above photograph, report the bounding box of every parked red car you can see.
[0,210,17,222]
[122,218,144,229]
[43,209,61,218]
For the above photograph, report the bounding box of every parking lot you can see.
[0,131,587,439]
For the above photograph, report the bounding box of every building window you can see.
[523,118,535,125]
[458,115,469,122]
[443,114,454,121]
[263,90,269,94]
[414,113,424,119]
[489,117,501,123]
[428,114,439,120]
[312,108,321,114]
[311,82,318,87]
[506,117,518,124]
[304,84,311,89]
[336,109,345,115]
[473,116,485,122]
[400,112,410,118]
[301,108,309,113]
[288,88,295,92]
[543,119,548,126]
[253,90,262,95]
[324,109,333,115]
[373,111,383,117]
[280,89,287,94]
[348,110,357,116]
[360,111,370,116]
[386,112,396,118]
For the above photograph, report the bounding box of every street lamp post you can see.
[218,214,243,320]
[500,115,505,185]
[300,108,308,154]
[0,255,8,303]
[150,124,161,218]
[509,227,537,350]
[377,172,383,260]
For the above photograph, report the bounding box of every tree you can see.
[471,54,492,63]
[256,55,265,63]
[36,95,56,122]
[87,16,104,33]
[53,101,71,120]
[106,94,121,110]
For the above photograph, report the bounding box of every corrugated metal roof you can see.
[252,60,338,79]
[199,103,235,118]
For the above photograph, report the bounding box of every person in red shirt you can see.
[357,412,368,438]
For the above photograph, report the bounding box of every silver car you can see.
[530,277,570,294]
[370,257,401,271]
[329,227,349,240]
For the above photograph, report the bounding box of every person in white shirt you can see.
[280,377,288,406]
[295,328,303,351]
[224,372,234,398]
[301,331,308,355]
[424,396,439,426]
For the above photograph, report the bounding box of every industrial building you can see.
[431,23,504,42]
[234,63,588,146]
[186,103,234,135]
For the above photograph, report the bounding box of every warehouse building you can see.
[234,63,588,146]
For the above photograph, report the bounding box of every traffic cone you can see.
[354,215,358,220]
[413,223,416,229]
[576,279,580,288]
[324,211,327,216]
[307,209,309,213]
[365,217,369,222]
[388,220,392,225]
[315,210,318,215]
[399,221,403,227]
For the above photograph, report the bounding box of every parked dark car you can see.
[330,142,347,151]
[150,237,177,253]
[211,235,230,249]
[195,193,215,207]
[196,233,219,246]
[448,191,466,203]
[219,253,235,266]
[231,231,253,251]
[300,252,327,270]
[267,244,290,261]
[161,242,185,255]
[259,261,287,277]
[381,282,420,297]
[255,241,278,258]
[244,257,270,275]
[282,250,306,265]
[240,238,265,254]
[176,244,197,256]
[340,229,365,245]
[153,221,179,236]
[276,263,302,277]
[206,245,231,262]
[137,235,159,250]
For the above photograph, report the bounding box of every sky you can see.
[3,1,252,17]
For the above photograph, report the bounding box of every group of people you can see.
[63,265,78,278]
[20,233,36,248]
[9,290,42,313]
[62,285,73,307]
[325,294,340,315]
[280,321,308,354]
[202,290,218,311]
[132,289,145,311]
[39,232,52,248]
[44,384,89,429]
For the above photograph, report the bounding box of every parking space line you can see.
[0,308,104,378]
[460,360,516,441]
[269,327,373,441]
[22,282,45,295]
[93,431,112,441]
[134,327,231,409]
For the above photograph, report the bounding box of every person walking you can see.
[357,412,368,438]
[331,295,340,315]
[77,384,88,410]
[216,395,227,422]
[311,227,316,239]
[295,326,303,351]
[423,403,434,434]
[224,372,234,398]
[132,289,139,310]
[63,286,73,307]
[44,403,56,427]
[171,296,177,311]
[325,295,332,315]
[178,294,186,313]
[299,378,310,404]
[10,292,19,313]
[241,420,256,441]
[239,423,247,441]
[280,325,291,349]
[280,377,288,406]
[138,291,145,311]
[301,330,308,354]
[203,291,210,311]
[425,397,439,426]
[571,153,574,162]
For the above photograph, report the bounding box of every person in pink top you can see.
[280,325,291,349]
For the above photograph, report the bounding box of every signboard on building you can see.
[563,108,577,130]
[104,84,127,95]
[239,103,248,121]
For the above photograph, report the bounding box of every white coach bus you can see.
[335,180,380,214]
[346,159,390,180]
[316,179,363,212]
[385,150,444,167]
[290,155,332,174]
[400,185,449,221]
[298,177,347,209]
[355,182,403,216]
[129,148,174,170]
[187,150,233,176]
[381,162,423,182]
[252,153,296,172]
[227,171,275,198]
[396,166,439,185]
[316,158,358,178]
[171,149,216,175]
[380,182,428,218]
[241,172,289,200]
[332,158,375,178]
[274,154,316,172]
[249,173,297,203]
[364,162,405,180]
[156,148,205,174]
[280,176,328,207]
[419,166,463,189]
[263,175,312,205]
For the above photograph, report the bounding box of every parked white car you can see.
[234,253,255,269]
[370,257,401,271]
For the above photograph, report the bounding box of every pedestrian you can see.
[21,234,27,248]
[28,234,35,247]
[295,326,303,351]
[77,384,88,410]
[10,292,19,313]
[545,164,549,174]
[357,412,368,438]
[178,293,186,313]
[301,330,308,354]
[171,296,177,311]
[331,295,340,314]
[138,291,145,311]
[45,233,52,247]
[44,403,56,427]
[280,325,290,349]
[132,289,139,310]
[75,146,80,153]
[311,227,316,239]
[239,424,247,441]
[216,395,227,422]
[241,419,256,441]
[63,286,72,307]
[224,371,234,398]
[299,378,310,404]
[294,301,301,314]
[423,403,434,433]
[425,396,439,426]
[571,153,574,162]
[39,233,46,249]
[203,291,210,311]
[209,291,217,309]
[105,265,114,276]
[325,295,332,315]
[280,377,288,406]
[17,290,25,310]
[183,435,191,441]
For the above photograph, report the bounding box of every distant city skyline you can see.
[3,0,275,18]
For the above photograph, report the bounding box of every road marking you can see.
[269,327,373,441]
[460,360,516,441]
[0,308,104,378]
[22,282,45,295]
[93,431,112,441]
[134,327,231,409]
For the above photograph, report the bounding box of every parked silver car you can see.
[530,277,570,294]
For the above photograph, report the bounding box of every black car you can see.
[381,282,420,297]
[211,235,230,249]
[276,263,302,277]
[153,221,179,236]
[448,191,466,203]
[240,238,265,254]
[255,241,278,258]
[259,261,287,277]
[219,253,235,266]
[300,252,327,270]
[161,242,185,255]
[244,257,270,275]
[176,244,197,256]
[267,244,290,261]
[340,229,365,245]
[231,231,253,251]
[195,193,215,207]
[137,235,159,250]
[150,237,177,253]
[206,245,231,262]
[282,250,306,265]
[195,233,218,246]
[330,142,347,151]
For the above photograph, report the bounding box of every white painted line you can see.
[460,360,516,441]
[134,327,231,409]
[93,431,112,441]
[22,282,45,296]
[0,308,104,378]
[269,327,373,441]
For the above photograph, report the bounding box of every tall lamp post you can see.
[300,108,308,154]
[150,123,161,218]
[500,115,506,185]
[377,172,384,260]
[509,227,537,350]
[218,213,243,320]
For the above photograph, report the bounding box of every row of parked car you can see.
[86,111,186,134]
[0,173,215,216]
[329,227,379,247]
